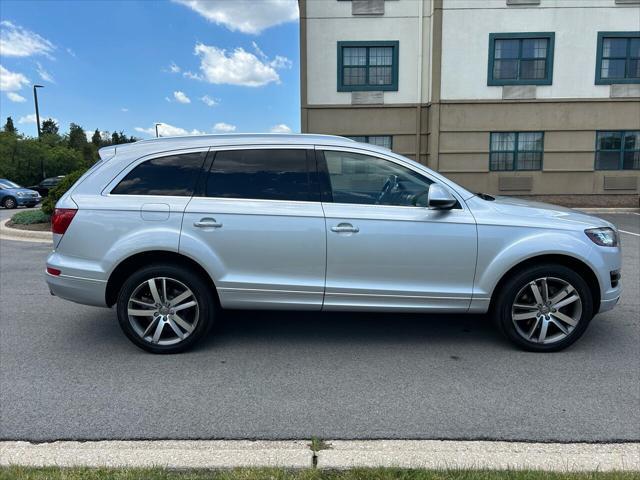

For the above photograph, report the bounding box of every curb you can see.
[0,218,52,243]
[1,440,638,471]
[577,208,640,214]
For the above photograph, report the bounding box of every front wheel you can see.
[116,264,215,354]
[493,264,594,352]
[2,197,17,209]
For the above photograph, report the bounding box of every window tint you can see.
[323,151,432,206]
[206,149,311,201]
[111,152,206,196]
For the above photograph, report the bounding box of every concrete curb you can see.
[0,218,52,243]
[0,440,313,469]
[1,440,638,471]
[316,440,640,471]
[577,208,640,214]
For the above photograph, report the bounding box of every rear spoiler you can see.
[98,146,116,160]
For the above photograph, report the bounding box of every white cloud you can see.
[173,90,191,103]
[134,122,205,137]
[174,0,298,35]
[85,129,110,142]
[18,113,58,125]
[166,62,181,73]
[192,42,289,87]
[200,95,218,107]
[183,70,202,80]
[36,62,54,83]
[66,47,76,57]
[0,21,55,58]
[213,122,236,133]
[121,107,129,112]
[270,124,292,134]
[6,91,25,102]
[165,96,172,102]
[0,64,29,91]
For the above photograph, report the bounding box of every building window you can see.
[347,135,393,149]
[595,131,640,170]
[337,41,399,92]
[487,33,555,86]
[490,132,544,171]
[595,32,640,84]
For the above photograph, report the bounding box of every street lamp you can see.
[33,84,44,139]
[155,123,162,138]
[33,84,45,180]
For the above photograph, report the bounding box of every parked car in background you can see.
[0,179,41,209]
[29,175,64,197]
[46,134,621,354]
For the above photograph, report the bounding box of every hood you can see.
[3,187,40,196]
[467,195,615,231]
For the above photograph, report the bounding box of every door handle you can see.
[331,223,359,234]
[194,218,222,228]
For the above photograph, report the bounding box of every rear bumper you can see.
[45,272,108,307]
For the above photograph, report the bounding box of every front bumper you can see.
[17,195,41,205]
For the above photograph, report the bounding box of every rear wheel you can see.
[493,264,593,352]
[2,197,17,209]
[116,264,215,354]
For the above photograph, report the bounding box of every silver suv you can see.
[46,134,621,354]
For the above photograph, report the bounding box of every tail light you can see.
[51,208,77,235]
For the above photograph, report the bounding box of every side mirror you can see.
[427,184,457,210]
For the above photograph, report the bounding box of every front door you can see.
[319,148,477,312]
[181,147,326,310]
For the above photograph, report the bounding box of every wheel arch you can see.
[488,254,601,314]
[105,250,220,307]
[2,195,17,207]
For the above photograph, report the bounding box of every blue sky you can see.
[0,0,300,139]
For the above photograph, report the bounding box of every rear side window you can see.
[206,149,311,201]
[111,152,206,196]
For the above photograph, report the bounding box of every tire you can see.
[116,263,215,354]
[493,263,594,352]
[2,197,17,209]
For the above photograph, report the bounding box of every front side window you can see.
[488,33,554,85]
[596,32,640,84]
[596,131,640,170]
[323,150,432,206]
[338,41,399,91]
[205,149,311,201]
[111,152,206,196]
[490,132,544,171]
[346,135,393,150]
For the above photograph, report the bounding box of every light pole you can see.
[155,123,162,138]
[33,84,45,180]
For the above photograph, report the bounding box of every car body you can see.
[0,179,42,209]
[29,175,64,197]
[45,134,621,353]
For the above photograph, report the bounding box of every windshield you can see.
[0,180,21,189]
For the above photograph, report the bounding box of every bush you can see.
[41,169,86,215]
[10,209,51,225]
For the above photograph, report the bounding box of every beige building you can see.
[300,0,640,206]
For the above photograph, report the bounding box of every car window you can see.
[205,149,311,202]
[111,152,206,196]
[323,151,432,206]
[0,180,21,188]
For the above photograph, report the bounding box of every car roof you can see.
[99,133,358,159]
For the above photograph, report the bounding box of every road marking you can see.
[619,229,640,237]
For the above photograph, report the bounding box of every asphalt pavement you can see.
[0,211,638,442]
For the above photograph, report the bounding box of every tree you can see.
[91,129,102,147]
[68,123,87,151]
[41,118,59,135]
[3,117,17,134]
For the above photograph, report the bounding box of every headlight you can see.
[16,192,25,197]
[585,227,618,247]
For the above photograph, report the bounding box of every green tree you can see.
[91,129,102,147]
[41,118,59,135]
[3,117,17,134]
[68,123,87,151]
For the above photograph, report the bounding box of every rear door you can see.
[181,146,327,310]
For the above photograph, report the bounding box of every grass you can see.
[0,467,637,480]
[310,437,331,452]
[9,209,50,225]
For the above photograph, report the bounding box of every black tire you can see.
[493,263,593,352]
[116,263,215,354]
[2,197,17,209]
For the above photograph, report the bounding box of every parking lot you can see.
[0,210,638,443]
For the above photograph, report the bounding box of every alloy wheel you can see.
[511,276,582,345]
[127,277,199,346]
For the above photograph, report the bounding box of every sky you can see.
[0,0,300,139]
